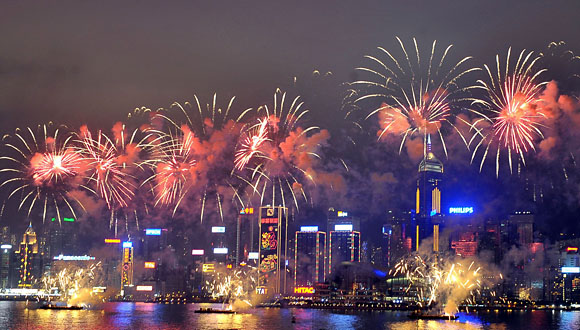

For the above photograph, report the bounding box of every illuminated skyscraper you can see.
[235,207,258,266]
[16,224,39,288]
[328,224,361,276]
[294,226,326,287]
[258,206,289,295]
[415,135,443,251]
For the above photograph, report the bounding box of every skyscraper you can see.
[328,225,361,276]
[16,224,39,288]
[258,206,289,294]
[415,135,443,251]
[235,207,258,266]
[294,226,326,287]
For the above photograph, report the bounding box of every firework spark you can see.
[350,37,479,156]
[390,253,489,315]
[470,48,548,176]
[77,126,142,210]
[144,94,250,221]
[0,124,86,222]
[234,89,326,210]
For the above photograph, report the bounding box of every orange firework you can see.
[234,117,268,171]
[470,48,548,175]
[350,37,479,155]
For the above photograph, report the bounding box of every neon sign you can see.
[334,224,353,231]
[240,208,254,214]
[145,228,162,236]
[449,207,474,214]
[192,249,204,256]
[562,266,580,273]
[213,248,228,254]
[337,211,348,217]
[122,241,133,248]
[294,287,315,294]
[211,226,226,233]
[144,262,156,269]
[248,252,259,260]
[256,286,267,295]
[136,285,153,291]
[53,255,95,261]
[202,264,215,273]
[300,226,319,232]
[104,238,121,244]
[1,244,12,249]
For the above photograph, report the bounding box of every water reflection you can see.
[0,301,579,329]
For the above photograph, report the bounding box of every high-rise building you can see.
[327,208,360,232]
[41,217,78,273]
[294,226,326,288]
[15,224,39,288]
[142,228,168,260]
[510,212,534,246]
[235,207,258,266]
[415,136,443,251]
[328,225,361,276]
[0,243,13,288]
[258,206,289,295]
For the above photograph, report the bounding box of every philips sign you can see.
[145,228,162,236]
[449,207,474,214]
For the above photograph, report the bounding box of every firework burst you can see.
[470,48,548,176]
[0,124,86,222]
[235,89,327,210]
[144,94,250,221]
[350,37,479,156]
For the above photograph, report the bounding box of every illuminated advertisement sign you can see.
[213,247,228,254]
[202,264,215,273]
[191,249,204,256]
[145,228,162,236]
[104,238,121,244]
[122,241,133,248]
[144,262,156,269]
[562,267,580,273]
[240,207,254,214]
[121,245,134,286]
[51,217,75,222]
[567,247,578,252]
[260,207,280,274]
[53,255,95,261]
[256,286,267,295]
[294,287,315,294]
[334,224,353,231]
[211,226,226,233]
[248,252,259,260]
[136,285,153,291]
[1,244,12,249]
[300,226,319,232]
[337,211,348,217]
[449,207,474,214]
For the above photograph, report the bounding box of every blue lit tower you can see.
[415,135,443,251]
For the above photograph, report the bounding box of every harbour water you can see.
[1,301,580,330]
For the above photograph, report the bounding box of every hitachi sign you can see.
[449,207,474,214]
[294,287,315,294]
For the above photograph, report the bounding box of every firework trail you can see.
[0,124,86,222]
[390,253,488,315]
[350,37,479,157]
[470,48,548,176]
[40,262,104,306]
[234,89,328,210]
[204,266,257,309]
[144,94,250,221]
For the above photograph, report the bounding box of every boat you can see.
[194,307,236,314]
[408,311,458,320]
[39,303,84,310]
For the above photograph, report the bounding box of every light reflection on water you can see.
[1,301,579,330]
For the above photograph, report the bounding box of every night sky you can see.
[1,1,580,242]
